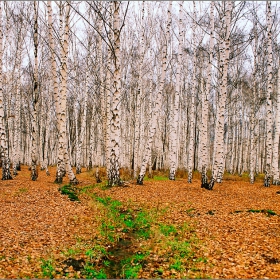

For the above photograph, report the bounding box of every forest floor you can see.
[0,166,280,279]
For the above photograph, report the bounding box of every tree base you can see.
[188,171,192,183]
[2,173,13,180]
[272,179,280,186]
[31,173,38,181]
[70,178,79,185]
[2,159,12,180]
[264,170,271,187]
[201,176,214,190]
[76,164,81,174]
[136,175,144,185]
[95,168,101,183]
[169,172,175,180]
[54,177,63,184]
[88,160,92,171]
[16,163,21,171]
[13,168,18,176]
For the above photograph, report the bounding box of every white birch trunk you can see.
[169,1,183,180]
[264,1,273,187]
[133,1,145,179]
[271,64,280,184]
[47,1,65,182]
[108,1,122,186]
[58,1,78,184]
[137,1,172,185]
[31,0,39,181]
[208,2,232,190]
[201,1,214,188]
[250,23,258,183]
[187,2,197,183]
[76,72,88,174]
[0,2,12,180]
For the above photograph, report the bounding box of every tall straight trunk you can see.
[94,9,103,182]
[47,1,64,182]
[237,87,243,175]
[58,1,78,184]
[208,2,232,190]
[43,99,50,175]
[76,64,89,174]
[13,28,23,175]
[108,1,122,186]
[133,1,145,179]
[137,1,172,185]
[13,65,21,175]
[187,2,197,183]
[31,0,39,181]
[250,22,258,183]
[271,65,280,184]
[274,60,280,181]
[201,1,214,188]
[169,1,183,180]
[264,1,273,187]
[0,2,12,180]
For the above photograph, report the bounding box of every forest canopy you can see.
[0,1,279,189]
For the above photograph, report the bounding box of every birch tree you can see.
[169,1,183,181]
[0,2,12,180]
[47,1,65,182]
[206,1,233,190]
[271,57,280,185]
[30,0,39,181]
[107,1,122,186]
[264,1,273,187]
[249,17,258,184]
[57,1,78,184]
[201,1,214,188]
[137,2,172,185]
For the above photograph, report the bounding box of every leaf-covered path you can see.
[0,166,279,278]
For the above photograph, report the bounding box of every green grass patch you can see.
[41,259,55,278]
[247,209,277,216]
[159,224,177,236]
[94,195,152,243]
[58,184,79,201]
[83,264,107,279]
[121,252,150,279]
[40,194,208,279]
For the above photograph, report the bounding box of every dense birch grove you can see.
[1,1,280,188]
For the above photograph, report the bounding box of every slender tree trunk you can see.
[108,1,122,186]
[208,2,232,190]
[169,1,183,181]
[137,1,172,185]
[31,0,39,181]
[0,2,12,180]
[250,22,258,184]
[58,1,78,184]
[264,1,273,187]
[187,2,197,183]
[47,1,65,183]
[76,70,88,174]
[133,1,145,179]
[201,1,214,188]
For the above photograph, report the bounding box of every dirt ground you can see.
[0,166,279,278]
